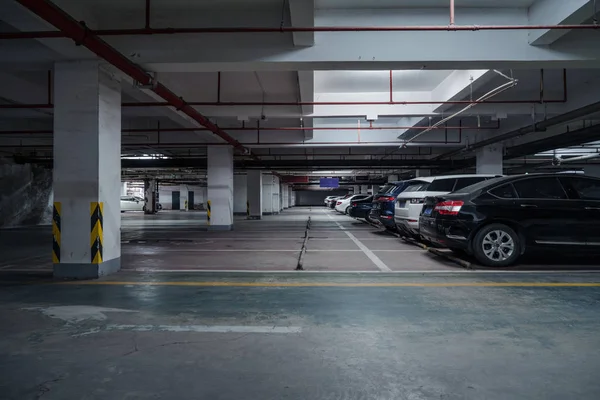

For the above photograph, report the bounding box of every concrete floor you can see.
[4,207,599,273]
[1,272,600,399]
[2,208,600,398]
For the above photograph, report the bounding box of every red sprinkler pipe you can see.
[2,24,600,39]
[14,0,248,154]
[450,0,455,25]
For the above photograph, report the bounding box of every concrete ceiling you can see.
[1,0,600,176]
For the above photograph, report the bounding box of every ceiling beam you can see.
[289,0,314,47]
[528,0,595,45]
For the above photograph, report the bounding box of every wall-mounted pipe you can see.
[2,24,600,40]
[14,0,250,155]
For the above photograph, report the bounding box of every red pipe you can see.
[389,70,393,103]
[450,0,455,25]
[2,24,600,39]
[14,0,248,154]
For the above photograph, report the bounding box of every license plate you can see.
[423,208,433,216]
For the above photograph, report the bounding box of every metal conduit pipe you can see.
[0,121,498,136]
[2,25,600,39]
[436,100,600,160]
[14,0,250,156]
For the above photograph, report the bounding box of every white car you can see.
[120,195,145,212]
[394,174,501,238]
[335,194,371,214]
[324,195,338,206]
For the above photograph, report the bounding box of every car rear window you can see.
[427,178,457,192]
[453,177,489,191]
[513,177,567,199]
[403,182,430,192]
[377,184,396,194]
[489,184,517,199]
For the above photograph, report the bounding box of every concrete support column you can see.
[360,185,368,194]
[247,171,262,220]
[233,174,248,215]
[281,184,289,209]
[52,60,121,279]
[416,169,431,178]
[387,175,399,182]
[144,179,157,214]
[353,185,360,194]
[476,144,503,175]
[180,185,189,211]
[288,186,293,208]
[369,185,378,194]
[207,146,234,230]
[262,174,280,215]
[120,182,128,196]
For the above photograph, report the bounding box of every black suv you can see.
[419,173,600,267]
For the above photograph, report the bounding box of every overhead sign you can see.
[320,178,339,188]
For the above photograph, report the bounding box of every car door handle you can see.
[585,207,600,210]
[520,204,538,208]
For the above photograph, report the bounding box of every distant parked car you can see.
[335,194,370,214]
[370,181,413,232]
[324,196,338,206]
[329,194,349,209]
[419,173,600,267]
[395,174,501,239]
[120,195,145,212]
[348,196,374,221]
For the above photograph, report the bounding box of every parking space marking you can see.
[323,210,393,272]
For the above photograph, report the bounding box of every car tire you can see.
[345,206,351,214]
[472,223,521,267]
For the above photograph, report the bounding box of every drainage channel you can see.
[295,216,312,271]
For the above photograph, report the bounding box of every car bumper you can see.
[394,217,419,235]
[348,208,370,218]
[419,216,474,250]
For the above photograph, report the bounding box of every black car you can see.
[419,173,600,267]
[348,196,375,221]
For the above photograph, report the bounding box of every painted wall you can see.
[233,174,248,215]
[158,185,207,210]
[0,162,53,227]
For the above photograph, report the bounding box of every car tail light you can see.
[434,200,464,215]
[352,202,357,207]
[379,196,396,202]
[409,198,425,204]
[337,201,342,205]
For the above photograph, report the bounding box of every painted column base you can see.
[208,224,233,231]
[54,257,121,279]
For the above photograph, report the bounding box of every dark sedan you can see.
[348,196,374,221]
[419,173,600,267]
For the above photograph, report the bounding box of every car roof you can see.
[405,174,502,184]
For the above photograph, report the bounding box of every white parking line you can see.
[323,211,393,272]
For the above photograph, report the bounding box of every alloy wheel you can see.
[481,230,515,262]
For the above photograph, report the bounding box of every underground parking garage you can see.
[2,0,600,398]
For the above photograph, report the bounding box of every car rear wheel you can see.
[472,223,520,267]
[345,206,351,214]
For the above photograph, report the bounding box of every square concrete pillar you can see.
[207,146,234,230]
[52,60,121,279]
[233,174,248,215]
[387,175,399,182]
[247,171,262,219]
[353,185,360,193]
[476,144,503,175]
[416,169,431,178]
[360,185,368,194]
[144,179,157,214]
[180,185,189,210]
[288,186,293,208]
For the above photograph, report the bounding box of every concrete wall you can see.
[158,185,207,210]
[0,162,53,228]
[233,174,247,215]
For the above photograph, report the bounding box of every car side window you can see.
[489,184,517,199]
[512,178,568,199]
[567,177,600,200]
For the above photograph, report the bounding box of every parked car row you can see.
[334,173,600,268]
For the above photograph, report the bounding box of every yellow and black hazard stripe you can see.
[246,201,250,216]
[207,200,211,224]
[90,202,103,264]
[52,202,61,263]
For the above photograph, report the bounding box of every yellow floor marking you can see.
[56,281,600,288]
